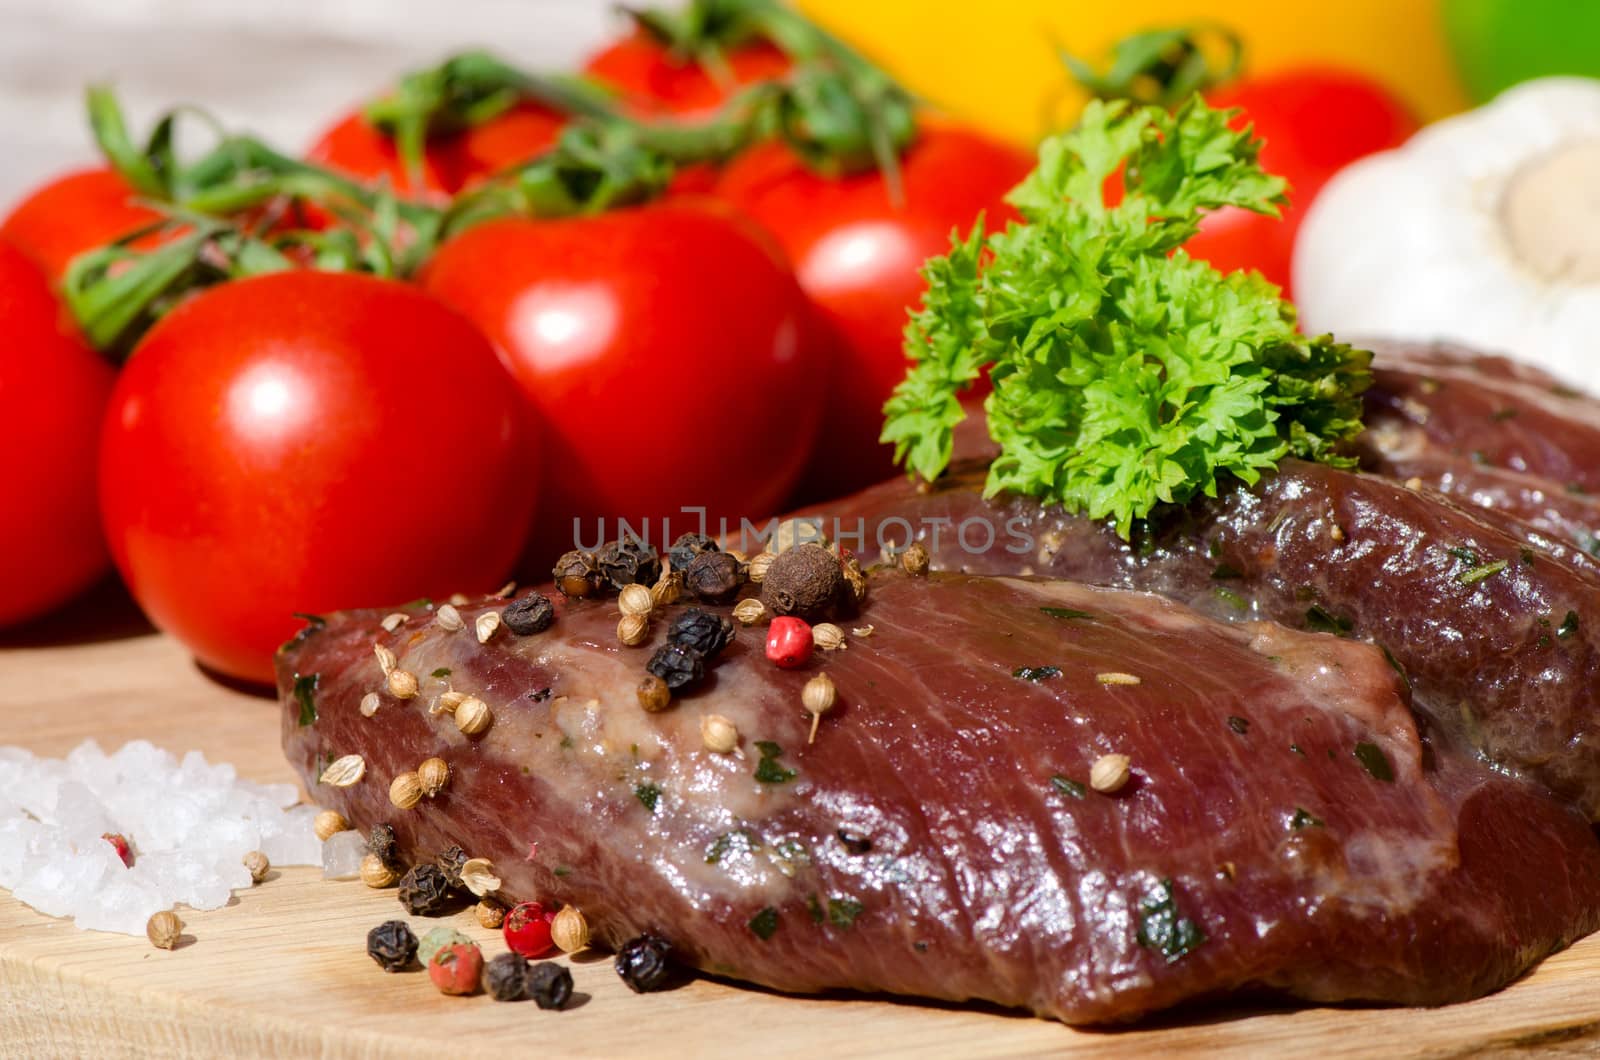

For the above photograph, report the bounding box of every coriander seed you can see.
[242,850,270,884]
[637,674,672,713]
[374,643,397,676]
[417,757,451,797]
[813,623,846,650]
[551,905,590,954]
[460,857,501,897]
[359,692,381,717]
[733,598,766,626]
[475,611,502,643]
[618,612,650,647]
[389,772,424,809]
[1090,753,1132,793]
[380,612,408,633]
[770,517,826,555]
[619,583,653,617]
[701,713,738,754]
[146,910,183,950]
[455,696,493,736]
[387,669,420,699]
[650,571,683,608]
[803,673,837,744]
[319,753,366,787]
[747,551,775,584]
[434,690,467,716]
[842,557,868,603]
[361,853,399,888]
[313,809,349,842]
[436,604,465,632]
[901,541,931,575]
[476,899,506,930]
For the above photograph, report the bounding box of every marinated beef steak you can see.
[1360,426,1600,567]
[1364,341,1600,495]
[828,460,1600,816]
[1356,343,1600,559]
[278,575,1600,1023]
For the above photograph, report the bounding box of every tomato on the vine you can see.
[0,168,164,281]
[1188,68,1417,295]
[421,199,824,565]
[307,102,566,202]
[98,271,537,684]
[715,123,1033,498]
[0,241,116,627]
[584,34,791,117]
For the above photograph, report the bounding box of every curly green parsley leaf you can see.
[882,96,1372,536]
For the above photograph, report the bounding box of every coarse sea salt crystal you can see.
[321,830,368,880]
[0,740,321,937]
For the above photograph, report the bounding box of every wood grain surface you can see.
[4,588,1600,1058]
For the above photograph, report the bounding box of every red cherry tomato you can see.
[716,124,1033,498]
[421,199,824,565]
[584,34,791,117]
[503,901,555,958]
[98,271,536,684]
[0,242,115,627]
[307,101,566,203]
[0,168,165,282]
[1189,68,1417,295]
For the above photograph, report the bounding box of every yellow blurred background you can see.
[799,0,1469,142]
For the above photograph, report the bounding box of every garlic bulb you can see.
[1293,77,1600,389]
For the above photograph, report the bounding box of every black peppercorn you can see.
[552,551,602,598]
[761,543,845,620]
[483,951,532,1002]
[646,643,705,692]
[596,538,661,589]
[667,532,719,575]
[503,592,556,635]
[366,919,418,972]
[683,550,743,601]
[615,933,675,993]
[667,608,734,660]
[397,863,456,916]
[435,845,468,890]
[528,961,574,1009]
[368,823,399,866]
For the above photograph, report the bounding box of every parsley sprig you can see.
[881,97,1371,535]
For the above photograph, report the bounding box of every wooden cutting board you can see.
[5,591,1600,1058]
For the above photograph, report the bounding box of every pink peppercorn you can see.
[503,901,556,958]
[102,833,133,868]
[428,940,484,995]
[766,617,814,669]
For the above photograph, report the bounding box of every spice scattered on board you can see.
[146,910,183,950]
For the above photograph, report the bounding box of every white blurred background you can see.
[0,0,618,203]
